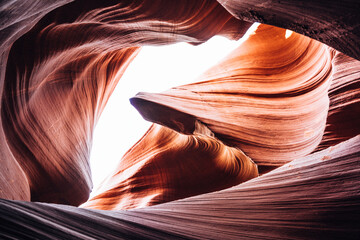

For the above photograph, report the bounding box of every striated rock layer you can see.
[82,122,258,210]
[0,0,250,205]
[131,24,334,167]
[1,136,359,239]
[217,0,360,61]
[0,0,359,238]
[315,52,360,151]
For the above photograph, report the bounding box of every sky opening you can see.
[89,23,260,192]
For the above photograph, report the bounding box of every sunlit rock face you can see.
[82,122,258,210]
[132,24,334,167]
[0,0,359,239]
[0,0,249,205]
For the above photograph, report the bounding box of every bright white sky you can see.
[90,24,260,192]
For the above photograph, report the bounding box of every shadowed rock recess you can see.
[0,0,359,239]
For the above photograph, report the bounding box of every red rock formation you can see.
[0,1,71,202]
[1,135,359,239]
[217,0,360,61]
[315,52,360,151]
[82,122,258,210]
[0,138,30,201]
[131,24,334,167]
[0,0,250,205]
[0,0,359,238]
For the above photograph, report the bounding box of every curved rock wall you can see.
[82,122,258,210]
[0,0,249,205]
[217,0,360,61]
[1,136,359,239]
[0,0,359,238]
[131,24,334,166]
[315,52,360,151]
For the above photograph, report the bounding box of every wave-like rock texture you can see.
[217,0,360,61]
[1,136,359,239]
[131,24,334,167]
[82,122,258,210]
[0,1,74,202]
[0,0,250,205]
[315,52,360,151]
[0,0,359,238]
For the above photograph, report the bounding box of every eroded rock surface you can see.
[217,0,360,61]
[131,24,334,167]
[315,52,360,151]
[0,0,249,205]
[1,136,359,239]
[0,0,359,239]
[82,122,258,210]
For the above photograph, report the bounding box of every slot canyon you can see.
[0,0,359,239]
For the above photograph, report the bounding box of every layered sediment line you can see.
[315,52,360,151]
[0,0,249,205]
[82,122,258,210]
[0,0,359,238]
[217,0,360,61]
[131,24,334,167]
[1,136,359,239]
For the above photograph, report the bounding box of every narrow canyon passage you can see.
[0,0,359,239]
